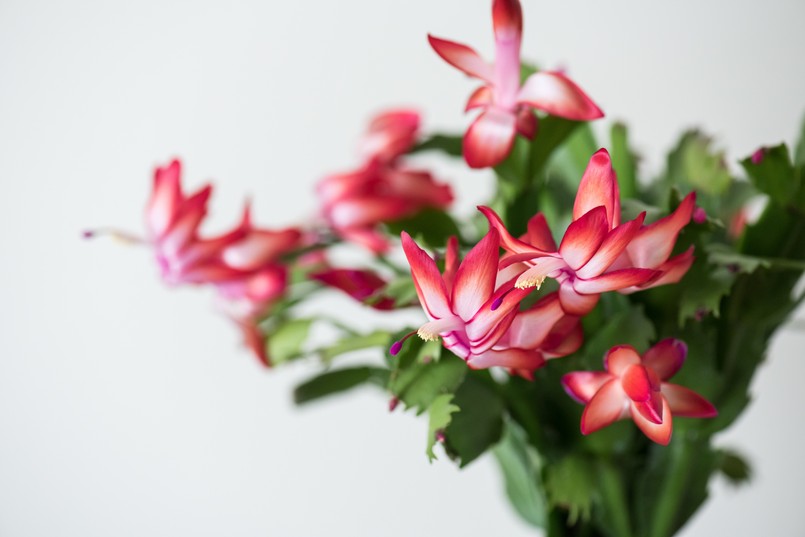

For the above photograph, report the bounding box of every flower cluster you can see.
[398,149,713,442]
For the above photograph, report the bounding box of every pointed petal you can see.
[358,109,419,163]
[338,228,390,254]
[662,383,718,418]
[221,228,301,271]
[622,365,663,424]
[576,213,645,279]
[491,0,523,106]
[604,345,641,376]
[466,86,494,112]
[572,149,618,226]
[239,320,271,368]
[633,247,695,290]
[427,35,494,82]
[562,371,612,404]
[159,185,212,255]
[505,293,564,348]
[643,338,687,381]
[468,348,544,371]
[147,159,182,238]
[581,379,628,434]
[526,213,557,251]
[478,205,548,255]
[465,284,531,346]
[543,316,584,358]
[328,197,415,228]
[517,71,604,121]
[627,192,696,268]
[572,268,660,294]
[452,229,500,319]
[401,232,452,319]
[463,108,518,168]
[560,206,608,270]
[558,281,600,316]
[442,236,460,291]
[515,108,537,139]
[492,0,523,40]
[632,397,673,445]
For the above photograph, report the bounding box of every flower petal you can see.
[452,229,500,319]
[632,397,673,445]
[643,338,687,380]
[572,268,660,294]
[627,192,696,268]
[358,109,420,164]
[468,348,544,371]
[517,71,604,121]
[505,292,564,348]
[560,206,608,270]
[562,371,612,404]
[427,35,494,82]
[491,0,523,106]
[515,107,537,139]
[526,213,557,251]
[401,232,452,320]
[604,345,641,376]
[463,108,518,168]
[581,379,628,435]
[622,365,663,424]
[572,149,618,226]
[632,247,695,291]
[442,236,460,292]
[558,280,600,316]
[466,86,494,112]
[147,159,182,238]
[661,383,718,418]
[576,213,645,279]
[479,205,548,255]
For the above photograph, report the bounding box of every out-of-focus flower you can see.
[562,339,717,445]
[317,109,453,253]
[428,0,603,168]
[310,267,396,310]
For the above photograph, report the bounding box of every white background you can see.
[2,0,805,535]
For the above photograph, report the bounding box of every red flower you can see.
[429,0,602,168]
[562,339,717,445]
[317,110,453,253]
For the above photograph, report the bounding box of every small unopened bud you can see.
[694,307,710,322]
[751,148,765,165]
[693,207,707,224]
[388,397,399,412]
[435,430,446,444]
[389,341,403,356]
[82,230,96,239]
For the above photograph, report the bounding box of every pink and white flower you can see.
[562,339,717,445]
[482,149,695,314]
[429,0,603,168]
[317,110,453,253]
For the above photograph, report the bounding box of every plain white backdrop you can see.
[2,0,805,535]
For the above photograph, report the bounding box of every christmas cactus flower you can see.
[428,0,603,168]
[562,339,718,445]
[482,149,662,314]
[394,231,533,365]
[317,109,453,253]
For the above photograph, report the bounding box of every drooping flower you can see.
[317,109,453,253]
[428,0,603,168]
[562,339,717,445]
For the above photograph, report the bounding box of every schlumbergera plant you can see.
[89,1,805,536]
